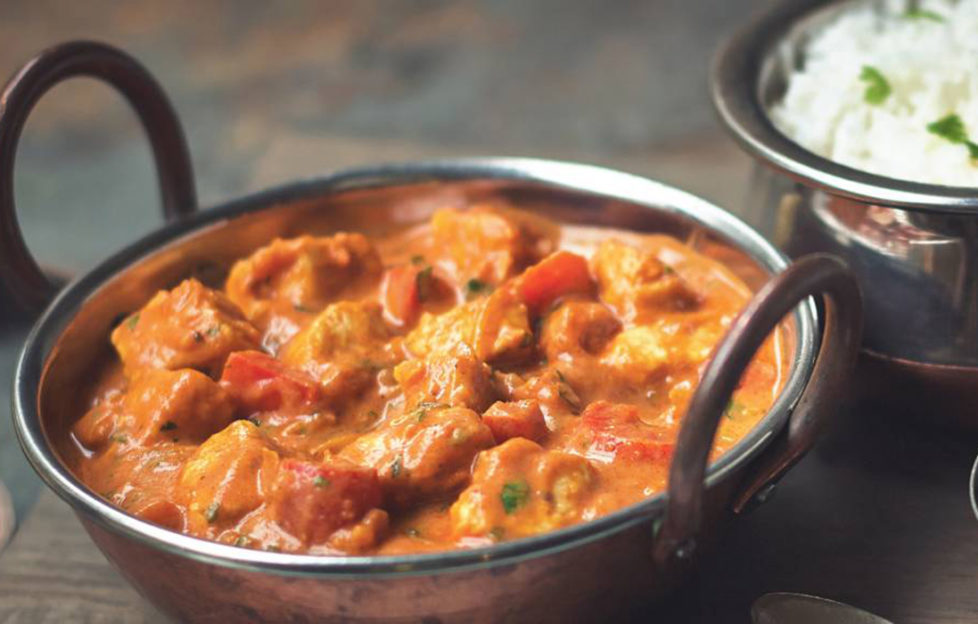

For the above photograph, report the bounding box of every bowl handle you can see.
[0,40,196,314]
[653,253,862,570]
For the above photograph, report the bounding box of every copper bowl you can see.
[7,42,862,622]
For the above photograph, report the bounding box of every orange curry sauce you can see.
[68,205,786,555]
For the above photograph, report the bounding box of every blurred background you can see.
[0,0,766,524]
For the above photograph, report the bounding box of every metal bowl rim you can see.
[711,0,978,213]
[12,156,817,578]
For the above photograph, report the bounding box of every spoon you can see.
[752,593,892,624]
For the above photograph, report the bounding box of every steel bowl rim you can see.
[711,0,978,213]
[12,156,817,578]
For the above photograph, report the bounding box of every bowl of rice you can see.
[712,0,978,423]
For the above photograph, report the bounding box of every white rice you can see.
[769,0,978,186]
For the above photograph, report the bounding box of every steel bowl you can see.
[712,0,978,424]
[6,42,862,622]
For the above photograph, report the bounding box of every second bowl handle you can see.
[0,40,197,314]
[653,253,862,569]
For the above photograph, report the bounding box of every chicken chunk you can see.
[404,286,533,365]
[177,421,281,535]
[268,459,385,549]
[540,300,621,362]
[393,346,497,413]
[225,233,383,349]
[482,400,548,444]
[431,206,557,286]
[591,239,698,321]
[279,301,397,404]
[339,405,494,507]
[450,438,596,540]
[112,279,261,378]
[73,368,235,449]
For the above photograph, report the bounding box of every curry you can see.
[67,205,786,555]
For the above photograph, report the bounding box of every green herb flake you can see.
[293,302,316,314]
[159,420,178,432]
[464,278,490,299]
[234,536,250,547]
[725,400,748,420]
[247,416,262,427]
[409,401,446,423]
[904,7,944,21]
[500,480,530,514]
[926,113,978,160]
[205,502,220,524]
[488,527,506,541]
[391,455,403,479]
[416,266,434,302]
[410,254,426,266]
[859,66,891,105]
[313,475,331,488]
[192,330,204,343]
[206,326,221,338]
[110,433,128,444]
[125,313,140,330]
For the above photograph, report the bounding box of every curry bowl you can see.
[7,42,862,622]
[711,0,978,424]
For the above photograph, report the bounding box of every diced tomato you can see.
[483,400,548,443]
[220,350,322,414]
[578,401,673,462]
[381,264,423,326]
[517,251,594,315]
[270,459,383,545]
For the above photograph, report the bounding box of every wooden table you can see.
[2,1,977,622]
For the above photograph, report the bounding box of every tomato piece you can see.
[577,401,673,462]
[381,264,424,326]
[517,251,594,315]
[483,400,548,443]
[220,350,322,414]
[270,459,383,545]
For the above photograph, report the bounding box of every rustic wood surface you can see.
[2,1,977,622]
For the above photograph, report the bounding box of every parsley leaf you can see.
[859,66,891,105]
[205,502,220,524]
[125,313,140,330]
[904,7,944,21]
[464,278,491,299]
[927,114,978,160]
[500,480,530,514]
[416,266,434,302]
[391,455,403,479]
[313,475,331,488]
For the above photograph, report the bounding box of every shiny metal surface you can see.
[752,593,892,624]
[712,0,978,372]
[13,157,823,621]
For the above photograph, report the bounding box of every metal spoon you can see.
[752,593,892,624]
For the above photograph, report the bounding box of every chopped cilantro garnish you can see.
[313,475,331,488]
[391,455,403,478]
[904,7,944,21]
[110,433,128,444]
[859,66,891,105]
[125,313,140,330]
[159,420,178,432]
[234,536,249,547]
[292,303,316,314]
[488,527,505,541]
[205,502,220,523]
[410,254,426,266]
[416,266,434,301]
[500,480,530,514]
[409,401,446,422]
[464,278,490,299]
[206,326,221,338]
[927,114,978,160]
